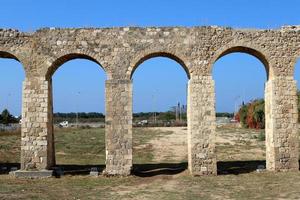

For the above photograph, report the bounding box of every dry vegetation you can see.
[0,126,299,199]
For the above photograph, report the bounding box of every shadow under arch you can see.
[130,52,190,79]
[0,51,20,60]
[46,53,107,80]
[211,46,271,80]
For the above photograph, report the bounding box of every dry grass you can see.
[0,126,299,200]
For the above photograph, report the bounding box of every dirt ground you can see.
[147,127,188,162]
[145,126,265,163]
[0,126,299,199]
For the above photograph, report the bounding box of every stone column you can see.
[187,75,217,175]
[265,76,299,172]
[104,79,132,175]
[19,76,55,177]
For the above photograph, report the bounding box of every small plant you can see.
[81,125,91,129]
[251,135,258,139]
[257,132,265,141]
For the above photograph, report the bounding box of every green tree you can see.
[239,105,249,128]
[236,99,265,129]
[1,109,16,124]
[253,99,265,129]
[158,111,175,121]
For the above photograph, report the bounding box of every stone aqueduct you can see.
[0,25,300,176]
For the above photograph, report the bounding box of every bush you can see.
[235,99,265,129]
[0,109,18,124]
[80,125,91,129]
[257,132,265,141]
[235,89,300,129]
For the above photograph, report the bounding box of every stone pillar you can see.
[265,76,299,172]
[187,75,217,175]
[20,77,55,173]
[104,79,132,175]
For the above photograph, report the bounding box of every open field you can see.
[0,126,299,199]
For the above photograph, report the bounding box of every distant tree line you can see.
[216,112,234,118]
[133,103,188,123]
[54,110,235,123]
[53,112,105,123]
[54,112,105,119]
[133,111,185,121]
[0,109,19,124]
[6,90,300,129]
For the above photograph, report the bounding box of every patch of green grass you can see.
[257,131,265,141]
[54,127,106,165]
[0,130,20,163]
[0,127,172,165]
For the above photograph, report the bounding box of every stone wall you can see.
[0,25,299,176]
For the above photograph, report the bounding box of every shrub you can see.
[0,109,18,124]
[257,132,265,141]
[236,99,265,129]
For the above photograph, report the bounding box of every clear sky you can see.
[0,0,300,115]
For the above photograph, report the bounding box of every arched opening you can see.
[46,53,101,80]
[0,52,25,174]
[131,54,189,176]
[49,55,106,175]
[212,49,267,175]
[213,46,270,79]
[293,57,300,169]
[130,52,190,79]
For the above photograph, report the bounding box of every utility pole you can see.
[175,102,179,122]
[234,95,240,115]
[152,90,157,124]
[178,102,181,123]
[76,91,80,128]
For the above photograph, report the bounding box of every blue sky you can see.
[0,0,300,115]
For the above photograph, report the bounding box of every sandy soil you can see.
[145,126,265,162]
[147,127,188,162]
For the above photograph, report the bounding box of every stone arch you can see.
[42,51,109,168]
[0,50,26,170]
[128,50,190,174]
[290,50,300,77]
[210,43,272,79]
[211,42,272,174]
[45,51,108,80]
[128,51,191,79]
[0,50,27,76]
